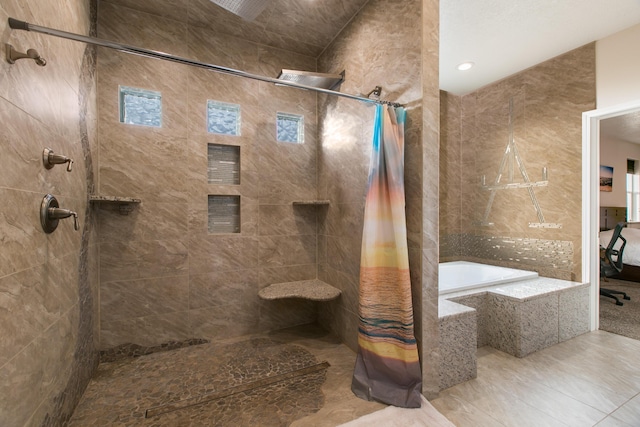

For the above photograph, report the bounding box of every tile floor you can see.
[69,324,640,426]
[69,324,385,426]
[432,330,640,426]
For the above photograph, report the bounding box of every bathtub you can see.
[439,261,538,295]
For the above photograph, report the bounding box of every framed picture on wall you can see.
[600,165,613,192]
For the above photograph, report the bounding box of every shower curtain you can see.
[351,104,422,408]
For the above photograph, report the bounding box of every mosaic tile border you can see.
[440,233,574,272]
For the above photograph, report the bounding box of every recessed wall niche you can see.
[208,143,240,185]
[119,86,162,127]
[208,195,240,234]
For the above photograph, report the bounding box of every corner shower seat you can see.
[259,279,341,301]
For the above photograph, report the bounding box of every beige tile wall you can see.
[316,0,441,398]
[97,1,320,348]
[0,0,99,425]
[98,0,442,399]
[440,44,596,282]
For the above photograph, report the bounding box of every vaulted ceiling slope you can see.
[100,0,370,57]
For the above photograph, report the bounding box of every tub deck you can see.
[438,276,589,391]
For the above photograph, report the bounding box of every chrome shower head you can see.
[277,69,345,90]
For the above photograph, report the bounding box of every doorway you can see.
[583,99,640,331]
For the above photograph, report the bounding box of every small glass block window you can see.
[207,100,241,136]
[276,112,304,143]
[208,144,240,185]
[208,195,240,234]
[119,86,162,127]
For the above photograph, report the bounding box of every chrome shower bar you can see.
[8,18,403,108]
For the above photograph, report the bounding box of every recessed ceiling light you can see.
[457,62,475,71]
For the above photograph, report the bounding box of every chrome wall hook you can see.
[5,43,46,66]
[43,148,73,172]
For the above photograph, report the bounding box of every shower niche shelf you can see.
[89,195,141,215]
[259,279,341,301]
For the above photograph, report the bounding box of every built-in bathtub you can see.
[437,260,589,390]
[439,261,539,295]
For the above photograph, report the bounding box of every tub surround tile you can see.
[558,286,590,341]
[449,294,490,347]
[438,300,477,391]
[441,278,590,366]
[491,293,559,357]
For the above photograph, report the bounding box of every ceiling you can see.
[441,0,640,96]
[601,112,640,145]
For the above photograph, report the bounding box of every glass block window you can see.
[119,86,162,127]
[208,144,240,185]
[208,195,240,234]
[207,100,241,136]
[276,112,304,143]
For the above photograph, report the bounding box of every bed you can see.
[599,206,640,282]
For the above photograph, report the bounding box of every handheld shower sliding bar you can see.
[7,18,403,109]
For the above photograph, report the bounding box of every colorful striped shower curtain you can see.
[351,104,422,408]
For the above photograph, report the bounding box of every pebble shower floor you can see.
[68,325,387,426]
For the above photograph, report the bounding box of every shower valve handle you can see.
[40,194,79,233]
[48,207,79,230]
[43,148,73,172]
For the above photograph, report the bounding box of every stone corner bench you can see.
[438,277,590,391]
[258,279,341,301]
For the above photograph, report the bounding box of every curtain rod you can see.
[8,18,403,108]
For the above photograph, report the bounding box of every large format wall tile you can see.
[100,276,189,322]
[0,188,47,277]
[98,0,320,347]
[0,0,98,424]
[100,239,188,282]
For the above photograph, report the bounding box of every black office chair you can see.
[600,222,631,306]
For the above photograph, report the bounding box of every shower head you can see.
[277,69,345,90]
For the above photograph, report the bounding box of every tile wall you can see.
[97,1,320,348]
[440,44,597,281]
[316,0,442,398]
[0,0,99,425]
